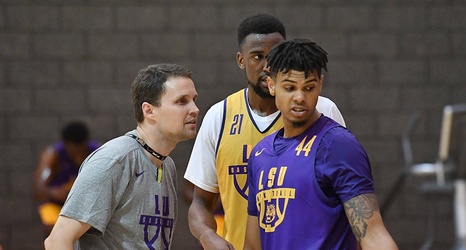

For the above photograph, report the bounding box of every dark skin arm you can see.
[188,186,235,250]
[182,181,195,204]
[243,215,261,250]
[343,193,398,250]
[33,147,70,203]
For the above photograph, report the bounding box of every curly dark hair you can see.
[266,38,328,79]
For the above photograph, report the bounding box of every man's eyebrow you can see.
[249,48,265,54]
[280,78,298,83]
[176,93,198,99]
[279,77,318,84]
[305,78,318,83]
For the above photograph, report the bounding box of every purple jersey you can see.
[247,115,374,249]
[48,141,100,189]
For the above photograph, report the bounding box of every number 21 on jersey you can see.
[230,114,244,135]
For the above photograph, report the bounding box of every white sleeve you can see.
[184,101,224,193]
[316,96,346,127]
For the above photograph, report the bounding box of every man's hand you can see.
[199,231,235,250]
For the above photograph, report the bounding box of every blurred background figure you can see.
[32,121,100,238]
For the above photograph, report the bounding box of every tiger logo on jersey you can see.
[265,204,276,223]
[256,166,295,232]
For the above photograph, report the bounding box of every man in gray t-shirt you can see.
[44,64,200,250]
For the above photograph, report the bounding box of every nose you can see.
[190,102,200,116]
[263,65,271,76]
[293,90,305,104]
[259,59,268,68]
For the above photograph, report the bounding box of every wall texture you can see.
[0,0,465,249]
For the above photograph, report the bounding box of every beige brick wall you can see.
[0,1,465,249]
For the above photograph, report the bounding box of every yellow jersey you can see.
[215,89,283,249]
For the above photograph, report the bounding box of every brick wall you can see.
[0,0,465,249]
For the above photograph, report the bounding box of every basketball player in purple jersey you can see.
[33,121,100,238]
[244,39,398,249]
[186,14,346,250]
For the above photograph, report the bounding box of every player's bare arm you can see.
[344,193,377,241]
[33,148,58,201]
[243,215,261,250]
[188,186,235,250]
[343,193,398,249]
[44,216,91,249]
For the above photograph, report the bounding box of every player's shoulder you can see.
[227,88,246,98]
[205,89,245,113]
[323,124,360,148]
[199,100,225,126]
[203,89,246,118]
[317,95,337,106]
[206,100,224,113]
[40,145,60,162]
[95,134,139,155]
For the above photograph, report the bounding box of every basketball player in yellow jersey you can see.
[184,13,346,250]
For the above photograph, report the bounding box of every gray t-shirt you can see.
[60,130,178,249]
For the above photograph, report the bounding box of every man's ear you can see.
[141,102,156,119]
[236,52,245,70]
[267,77,276,96]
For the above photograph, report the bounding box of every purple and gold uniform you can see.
[216,89,283,247]
[185,88,346,249]
[48,141,100,193]
[247,115,374,249]
[38,141,99,226]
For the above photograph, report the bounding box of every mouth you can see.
[259,76,269,88]
[260,72,269,80]
[291,107,307,116]
[186,119,197,126]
